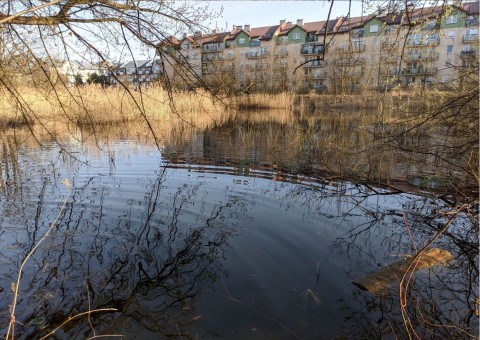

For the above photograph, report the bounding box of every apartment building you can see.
[149,2,479,92]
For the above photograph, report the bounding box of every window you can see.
[447,45,453,53]
[466,28,478,37]
[442,75,450,83]
[352,29,364,38]
[370,24,379,33]
[445,15,458,24]
[239,38,245,44]
[447,30,455,39]
[293,32,301,40]
[354,40,364,50]
[445,61,452,67]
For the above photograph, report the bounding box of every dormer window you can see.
[369,25,378,33]
[352,29,364,38]
[182,43,190,50]
[445,15,458,24]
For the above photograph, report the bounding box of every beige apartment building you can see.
[152,2,478,93]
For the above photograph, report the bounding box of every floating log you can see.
[353,248,453,294]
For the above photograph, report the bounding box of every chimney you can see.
[244,24,250,32]
[280,19,285,25]
[212,29,217,34]
[182,32,187,39]
[297,19,304,27]
[194,31,202,37]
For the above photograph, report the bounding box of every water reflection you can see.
[0,119,477,339]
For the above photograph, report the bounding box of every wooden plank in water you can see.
[353,248,453,294]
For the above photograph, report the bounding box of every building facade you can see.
[123,2,479,92]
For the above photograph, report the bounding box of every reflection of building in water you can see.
[153,2,478,92]
[160,119,446,192]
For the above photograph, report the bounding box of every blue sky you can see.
[206,1,366,30]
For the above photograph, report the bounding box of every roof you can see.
[303,20,327,34]
[278,22,305,36]
[407,5,446,21]
[249,24,281,40]
[113,59,156,70]
[336,15,374,32]
[463,1,479,15]
[198,32,229,44]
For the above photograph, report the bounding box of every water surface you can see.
[0,120,477,339]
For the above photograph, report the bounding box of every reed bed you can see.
[0,85,466,133]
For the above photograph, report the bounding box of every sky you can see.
[206,1,367,31]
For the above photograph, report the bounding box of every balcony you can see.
[466,18,479,27]
[304,60,326,68]
[202,45,224,53]
[404,52,439,61]
[335,43,365,53]
[245,51,270,59]
[406,37,440,47]
[460,50,476,58]
[335,57,365,66]
[201,55,219,63]
[304,72,326,80]
[301,43,324,55]
[463,34,478,43]
[401,67,437,75]
[274,50,288,56]
[304,84,327,91]
[220,54,236,61]
[246,63,268,71]
[345,68,364,77]
[201,68,214,75]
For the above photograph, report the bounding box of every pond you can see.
[0,111,477,339]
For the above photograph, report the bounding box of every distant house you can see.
[57,60,99,85]
[107,59,163,86]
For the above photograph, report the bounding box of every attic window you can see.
[293,33,301,40]
[369,25,378,33]
[352,29,364,38]
[239,37,246,44]
[445,15,457,24]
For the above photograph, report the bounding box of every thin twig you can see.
[39,308,119,340]
[6,179,72,340]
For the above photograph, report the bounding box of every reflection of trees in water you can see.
[272,182,478,338]
[0,166,246,338]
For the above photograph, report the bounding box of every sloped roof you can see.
[278,22,306,36]
[249,24,281,40]
[336,15,374,32]
[226,26,245,40]
[408,5,446,21]
[377,11,404,25]
[199,32,229,44]
[463,1,479,15]
[303,20,327,34]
